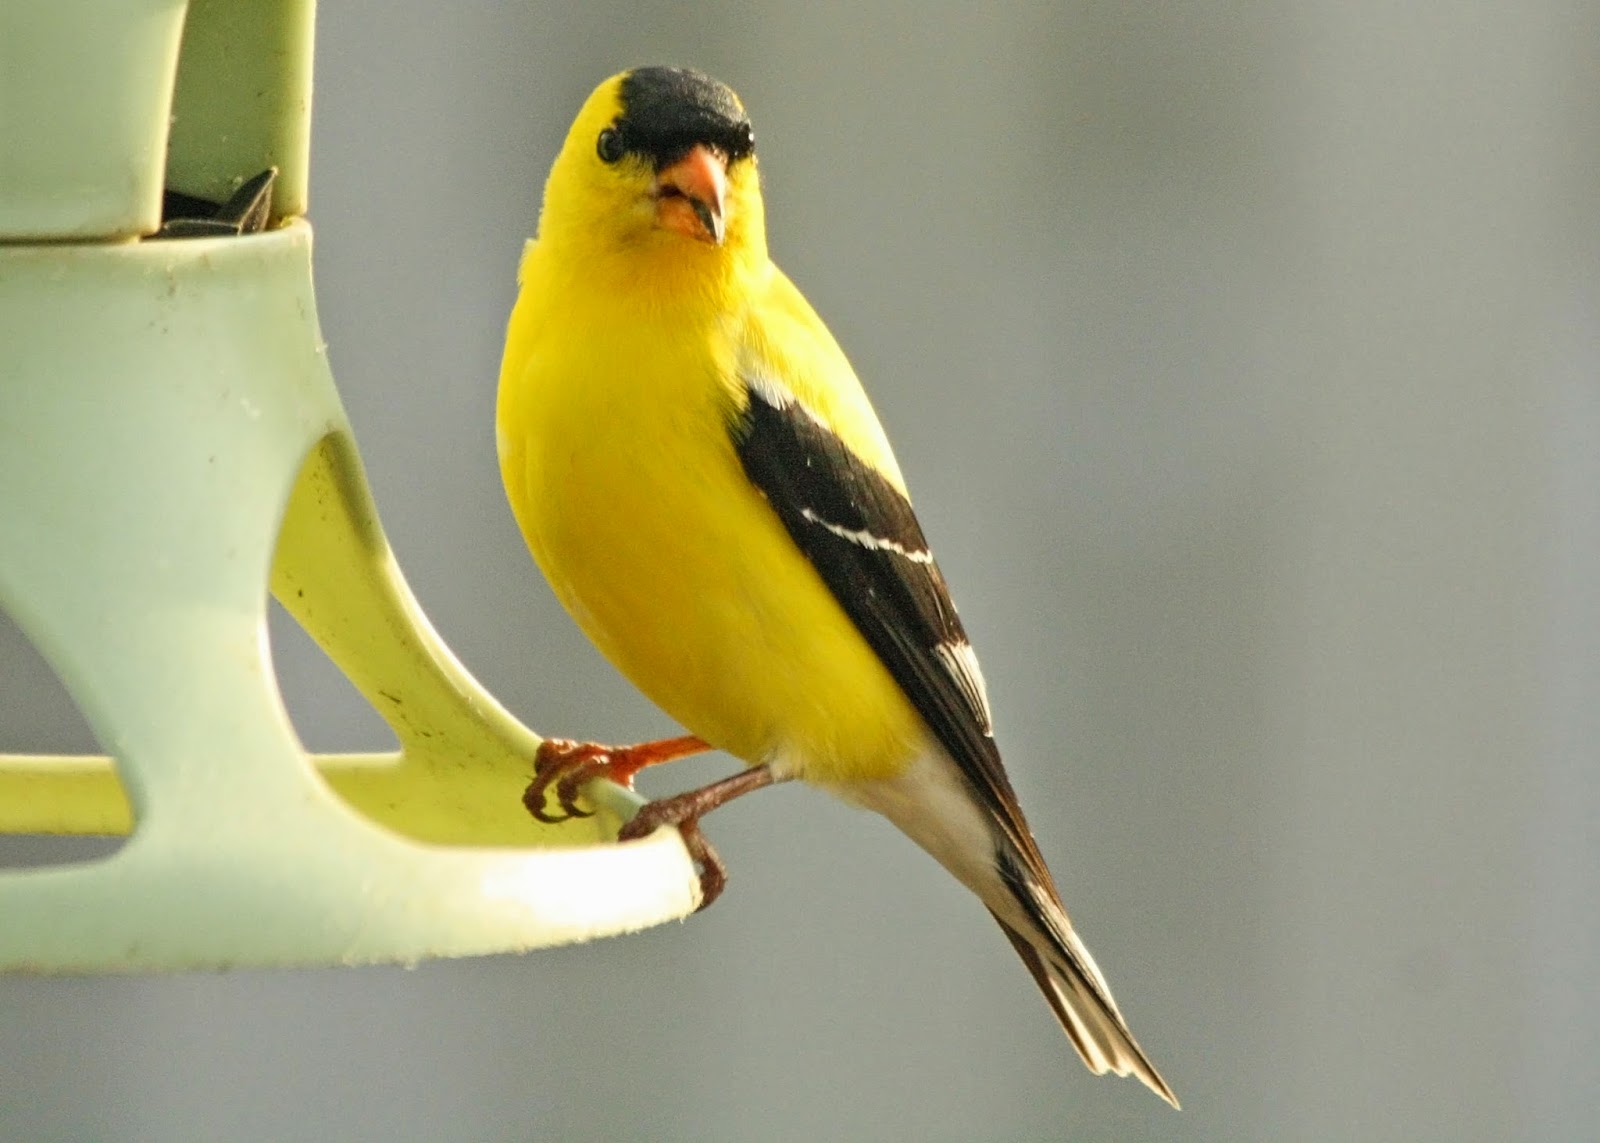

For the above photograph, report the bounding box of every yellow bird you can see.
[497,66,1176,1108]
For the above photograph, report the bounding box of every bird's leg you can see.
[523,734,709,824]
[617,764,784,911]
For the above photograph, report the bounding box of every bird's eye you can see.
[596,127,626,164]
[734,123,754,157]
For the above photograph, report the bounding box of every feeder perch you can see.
[0,0,701,972]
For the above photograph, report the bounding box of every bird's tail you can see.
[988,868,1179,1109]
[837,753,1177,1106]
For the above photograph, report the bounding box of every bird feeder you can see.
[0,0,700,972]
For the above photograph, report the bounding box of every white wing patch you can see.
[744,365,855,437]
[936,639,993,735]
[745,368,797,412]
[797,508,934,564]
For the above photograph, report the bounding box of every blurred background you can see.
[3,3,1597,1140]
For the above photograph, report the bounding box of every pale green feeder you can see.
[0,0,701,971]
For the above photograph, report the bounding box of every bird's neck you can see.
[537,230,769,322]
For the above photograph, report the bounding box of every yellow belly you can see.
[497,290,922,783]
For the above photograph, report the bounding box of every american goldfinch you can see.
[497,66,1177,1108]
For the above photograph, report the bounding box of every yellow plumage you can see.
[496,67,1177,1107]
[498,74,920,782]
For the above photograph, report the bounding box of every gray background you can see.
[4,3,1598,1141]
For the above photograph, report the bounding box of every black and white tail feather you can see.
[845,746,1179,1108]
[993,844,1177,1105]
[733,369,1177,1107]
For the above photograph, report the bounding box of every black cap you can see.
[613,66,755,168]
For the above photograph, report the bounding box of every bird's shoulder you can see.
[733,265,907,495]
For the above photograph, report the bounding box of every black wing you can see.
[731,375,1047,868]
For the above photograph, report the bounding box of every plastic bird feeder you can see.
[0,0,700,971]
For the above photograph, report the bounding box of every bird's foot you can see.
[619,808,729,912]
[614,764,781,912]
[523,739,608,823]
[522,735,709,824]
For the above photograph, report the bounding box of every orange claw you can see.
[522,735,711,824]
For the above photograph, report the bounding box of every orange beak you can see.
[652,144,728,245]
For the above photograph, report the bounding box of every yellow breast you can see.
[496,250,923,783]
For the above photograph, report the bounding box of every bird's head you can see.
[538,67,766,280]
